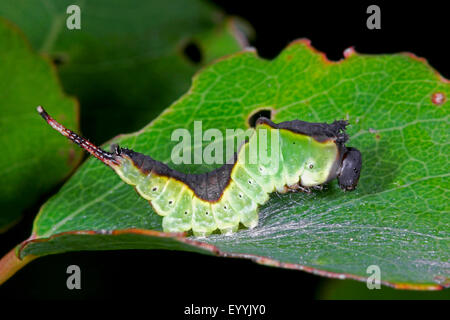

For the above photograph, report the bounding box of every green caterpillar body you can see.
[37,106,362,237]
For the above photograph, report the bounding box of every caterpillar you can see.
[37,106,362,237]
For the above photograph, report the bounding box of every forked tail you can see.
[37,106,120,167]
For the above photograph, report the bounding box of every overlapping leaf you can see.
[0,18,81,232]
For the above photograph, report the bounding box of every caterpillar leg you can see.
[212,200,240,235]
[241,212,258,229]
[226,183,259,229]
[282,183,312,194]
[219,224,239,235]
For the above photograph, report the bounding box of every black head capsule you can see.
[337,147,362,191]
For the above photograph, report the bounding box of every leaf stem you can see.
[0,247,37,286]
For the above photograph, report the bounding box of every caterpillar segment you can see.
[37,106,362,237]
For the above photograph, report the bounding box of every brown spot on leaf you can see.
[431,92,446,105]
[343,47,355,58]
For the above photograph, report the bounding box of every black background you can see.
[215,1,447,77]
[0,0,448,306]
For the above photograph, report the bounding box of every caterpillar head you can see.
[337,147,362,191]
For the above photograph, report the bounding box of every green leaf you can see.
[0,0,248,142]
[0,18,82,232]
[2,40,449,289]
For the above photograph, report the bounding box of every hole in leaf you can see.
[182,41,203,64]
[248,109,273,127]
[51,53,68,66]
